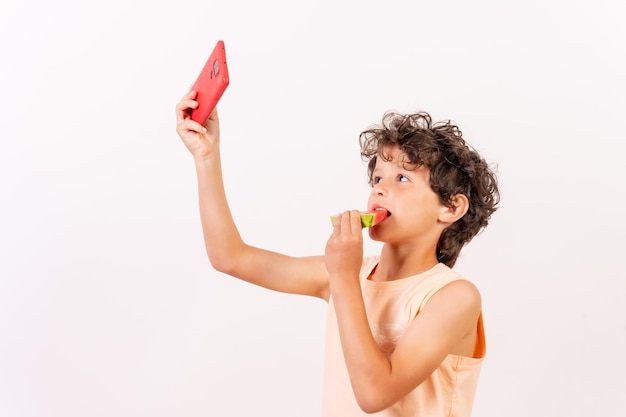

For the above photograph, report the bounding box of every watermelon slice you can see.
[330,209,389,228]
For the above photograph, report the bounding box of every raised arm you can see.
[175,91,329,300]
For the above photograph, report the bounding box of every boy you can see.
[175,90,499,416]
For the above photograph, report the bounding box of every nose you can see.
[371,180,386,196]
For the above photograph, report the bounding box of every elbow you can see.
[206,247,237,274]
[201,229,248,274]
[357,400,386,415]
[208,257,227,274]
[206,242,247,275]
[348,366,399,413]
[208,254,236,275]
[354,389,394,414]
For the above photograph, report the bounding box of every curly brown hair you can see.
[359,111,500,267]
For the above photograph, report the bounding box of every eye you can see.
[397,174,409,182]
[372,176,382,184]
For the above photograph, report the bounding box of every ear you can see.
[438,194,469,225]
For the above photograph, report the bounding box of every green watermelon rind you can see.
[329,211,386,228]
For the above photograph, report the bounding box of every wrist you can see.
[193,152,220,167]
[329,273,361,296]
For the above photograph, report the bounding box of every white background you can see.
[1,1,624,416]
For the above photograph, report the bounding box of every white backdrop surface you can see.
[1,1,624,416]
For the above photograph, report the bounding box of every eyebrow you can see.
[373,161,418,173]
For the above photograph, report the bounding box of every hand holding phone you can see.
[190,40,230,126]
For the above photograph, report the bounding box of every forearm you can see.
[331,279,396,413]
[194,154,245,273]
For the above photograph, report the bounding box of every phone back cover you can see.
[191,40,229,125]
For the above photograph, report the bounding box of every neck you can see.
[371,242,439,282]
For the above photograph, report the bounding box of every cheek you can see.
[403,197,443,225]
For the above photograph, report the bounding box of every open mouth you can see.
[373,207,392,217]
[366,208,390,227]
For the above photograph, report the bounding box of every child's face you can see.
[367,146,445,244]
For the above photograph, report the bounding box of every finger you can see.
[175,90,198,111]
[175,98,199,121]
[177,90,197,111]
[332,212,341,230]
[183,89,197,100]
[341,210,356,235]
[175,95,199,112]
[349,210,362,234]
[341,210,351,230]
[178,117,207,134]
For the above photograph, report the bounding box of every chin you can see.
[368,228,384,242]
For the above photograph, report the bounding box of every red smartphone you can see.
[190,40,230,126]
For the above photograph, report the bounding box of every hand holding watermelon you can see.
[330,209,389,228]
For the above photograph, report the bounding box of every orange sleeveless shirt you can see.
[321,257,486,417]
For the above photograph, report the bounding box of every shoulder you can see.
[417,263,479,299]
[439,279,481,306]
[434,264,480,295]
[422,265,481,315]
[424,276,482,325]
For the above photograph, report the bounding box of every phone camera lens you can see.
[210,60,219,79]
